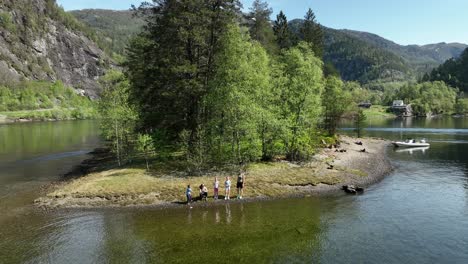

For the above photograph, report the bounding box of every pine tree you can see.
[247,0,278,54]
[300,8,324,58]
[273,11,292,50]
[126,0,242,153]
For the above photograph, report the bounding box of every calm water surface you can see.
[1,118,468,263]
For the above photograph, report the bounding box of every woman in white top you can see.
[224,176,231,200]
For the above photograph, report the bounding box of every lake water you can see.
[1,118,468,263]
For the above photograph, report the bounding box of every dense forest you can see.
[423,48,468,93]
[70,8,466,86]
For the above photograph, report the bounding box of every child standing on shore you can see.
[214,177,219,200]
[224,176,231,200]
[186,185,192,204]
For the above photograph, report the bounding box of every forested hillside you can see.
[70,9,466,85]
[0,0,110,98]
[289,19,467,84]
[69,9,145,56]
[423,48,468,92]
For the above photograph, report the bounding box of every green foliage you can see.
[396,81,458,116]
[0,11,16,32]
[423,48,468,93]
[322,76,351,135]
[124,3,338,168]
[276,42,324,160]
[0,81,96,118]
[98,70,138,166]
[455,98,468,114]
[246,0,278,54]
[136,134,156,171]
[70,9,146,55]
[354,109,367,138]
[289,21,413,84]
[126,0,242,151]
[207,24,271,164]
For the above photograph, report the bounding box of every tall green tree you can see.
[273,11,293,50]
[126,0,242,152]
[207,24,271,164]
[247,0,278,54]
[98,70,138,166]
[322,76,351,135]
[277,42,324,161]
[300,8,323,58]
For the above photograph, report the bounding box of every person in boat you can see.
[236,171,246,199]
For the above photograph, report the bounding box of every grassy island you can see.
[36,136,391,208]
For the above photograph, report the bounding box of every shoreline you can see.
[35,136,393,209]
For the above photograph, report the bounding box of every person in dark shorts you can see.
[236,171,245,199]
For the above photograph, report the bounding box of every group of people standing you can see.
[185,172,246,204]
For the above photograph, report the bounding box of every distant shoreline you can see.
[35,136,393,209]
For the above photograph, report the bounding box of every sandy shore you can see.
[35,136,392,209]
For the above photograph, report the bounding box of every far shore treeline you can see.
[95,0,467,172]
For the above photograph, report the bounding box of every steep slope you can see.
[424,48,468,92]
[0,0,110,98]
[289,19,413,83]
[69,9,145,55]
[67,9,467,85]
[289,19,467,83]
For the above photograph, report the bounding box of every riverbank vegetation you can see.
[37,136,390,207]
[0,80,97,121]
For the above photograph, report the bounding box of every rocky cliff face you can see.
[0,0,110,98]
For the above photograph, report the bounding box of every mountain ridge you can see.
[25,7,468,86]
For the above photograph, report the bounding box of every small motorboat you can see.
[392,139,430,148]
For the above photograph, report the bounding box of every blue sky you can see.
[57,0,468,45]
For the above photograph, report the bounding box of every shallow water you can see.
[1,117,468,263]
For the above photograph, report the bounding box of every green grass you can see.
[0,80,98,121]
[0,107,97,122]
[49,160,346,204]
[363,105,395,118]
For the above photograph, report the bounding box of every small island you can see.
[36,136,391,208]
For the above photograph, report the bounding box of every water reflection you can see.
[394,146,429,154]
[2,117,468,263]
